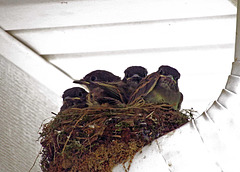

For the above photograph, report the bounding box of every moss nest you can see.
[39,103,189,172]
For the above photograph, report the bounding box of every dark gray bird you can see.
[60,87,88,111]
[121,66,148,99]
[128,65,183,110]
[73,70,121,91]
[73,70,123,106]
[122,66,148,84]
[84,66,148,105]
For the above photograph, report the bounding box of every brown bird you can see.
[60,87,88,111]
[121,66,148,99]
[128,65,183,110]
[86,66,148,104]
[73,70,123,106]
[122,66,148,83]
[73,70,121,91]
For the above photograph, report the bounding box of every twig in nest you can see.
[61,112,88,155]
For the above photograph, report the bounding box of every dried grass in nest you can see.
[39,103,189,172]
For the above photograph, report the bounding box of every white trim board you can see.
[0,27,73,96]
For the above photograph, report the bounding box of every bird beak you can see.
[128,74,140,79]
[166,75,176,84]
[160,75,177,84]
[127,74,141,82]
[73,79,90,92]
[73,79,90,85]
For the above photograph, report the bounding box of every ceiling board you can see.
[0,0,236,30]
[9,15,236,55]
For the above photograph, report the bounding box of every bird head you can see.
[62,87,88,101]
[83,70,121,83]
[73,70,121,91]
[123,66,148,84]
[158,65,180,82]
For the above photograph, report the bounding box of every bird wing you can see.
[92,81,126,103]
[128,72,160,105]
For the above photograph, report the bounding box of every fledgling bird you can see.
[128,65,183,110]
[86,66,148,104]
[73,70,121,91]
[73,70,123,106]
[121,66,148,99]
[60,87,88,111]
[122,66,148,83]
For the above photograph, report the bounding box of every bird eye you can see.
[77,92,83,97]
[90,76,97,81]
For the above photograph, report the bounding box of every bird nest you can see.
[39,103,189,172]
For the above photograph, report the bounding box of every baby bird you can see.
[73,70,123,106]
[60,87,88,111]
[73,70,121,91]
[128,65,183,110]
[121,66,148,100]
[84,66,148,104]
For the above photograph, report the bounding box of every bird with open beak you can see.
[73,70,121,91]
[73,70,123,106]
[128,65,183,110]
[60,87,88,111]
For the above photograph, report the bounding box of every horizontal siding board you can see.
[0,0,236,30]
[9,16,236,55]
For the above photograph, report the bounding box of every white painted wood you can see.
[9,16,236,55]
[217,89,240,116]
[207,101,240,135]
[157,121,222,172]
[194,112,240,172]
[231,61,240,76]
[225,75,240,93]
[0,0,236,30]
[206,103,240,171]
[234,0,240,60]
[0,55,61,172]
[0,27,74,96]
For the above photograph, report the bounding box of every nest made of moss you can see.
[39,103,190,172]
